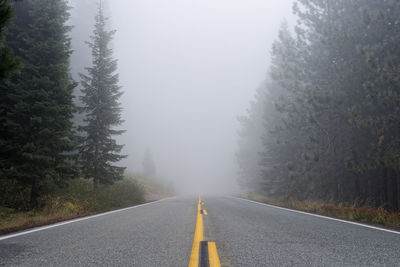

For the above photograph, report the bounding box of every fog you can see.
[73,0,295,194]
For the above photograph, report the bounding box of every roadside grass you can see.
[0,173,173,235]
[241,194,400,229]
[0,206,90,235]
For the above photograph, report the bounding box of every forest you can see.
[237,0,400,211]
[2,0,400,218]
[1,1,399,265]
[0,0,138,213]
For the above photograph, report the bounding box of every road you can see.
[1,196,399,266]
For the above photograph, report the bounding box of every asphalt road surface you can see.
[1,196,400,266]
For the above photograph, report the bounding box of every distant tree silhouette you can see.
[142,148,156,177]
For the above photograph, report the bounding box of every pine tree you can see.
[0,0,77,208]
[79,1,126,188]
[142,148,156,177]
[290,0,363,201]
[349,0,400,209]
[0,0,19,81]
[290,0,389,203]
[238,0,400,210]
[261,22,312,199]
[236,82,266,192]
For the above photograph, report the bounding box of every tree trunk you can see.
[30,177,38,209]
[387,168,396,210]
[393,171,400,211]
[93,177,99,191]
[354,175,361,204]
[373,172,380,207]
[333,176,339,203]
[396,173,400,211]
[366,176,373,205]
[381,168,388,207]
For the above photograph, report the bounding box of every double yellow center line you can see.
[189,196,221,267]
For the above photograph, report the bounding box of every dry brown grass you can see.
[0,208,92,235]
[0,174,174,235]
[0,177,145,235]
[241,194,400,229]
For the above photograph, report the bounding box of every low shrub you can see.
[0,176,145,234]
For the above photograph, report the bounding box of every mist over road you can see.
[1,196,399,266]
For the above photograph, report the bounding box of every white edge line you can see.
[231,196,400,235]
[0,198,170,241]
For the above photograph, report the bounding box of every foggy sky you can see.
[105,0,295,194]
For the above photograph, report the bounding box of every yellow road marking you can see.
[189,196,221,267]
[208,242,221,267]
[198,196,202,212]
[189,196,203,267]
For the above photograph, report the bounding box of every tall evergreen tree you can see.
[236,82,266,192]
[240,0,400,210]
[0,0,19,81]
[288,0,369,201]
[0,0,77,207]
[79,1,126,188]
[349,0,400,209]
